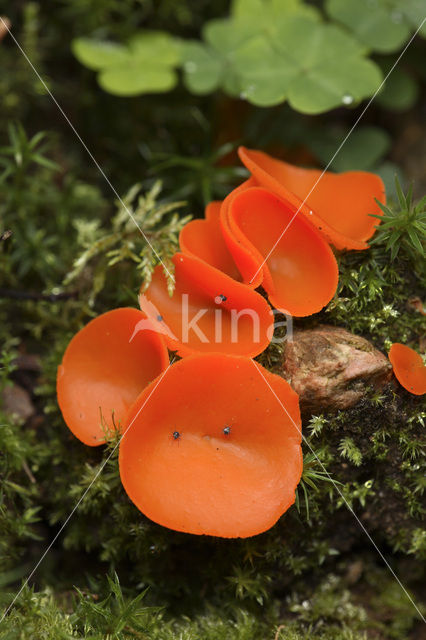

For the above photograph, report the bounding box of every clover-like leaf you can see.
[128,31,182,66]
[181,41,223,95]
[202,19,264,97]
[99,65,178,96]
[230,36,297,106]
[377,65,419,111]
[72,39,130,70]
[327,0,414,53]
[272,18,382,113]
[72,31,182,97]
[310,125,391,171]
[232,0,320,24]
[400,0,426,37]
[191,14,382,112]
[287,56,382,114]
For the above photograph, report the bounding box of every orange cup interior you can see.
[57,308,169,446]
[388,343,426,396]
[139,252,274,357]
[239,146,386,250]
[179,201,242,281]
[119,354,302,537]
[224,187,338,316]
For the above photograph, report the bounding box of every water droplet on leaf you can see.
[240,85,256,100]
[342,93,354,105]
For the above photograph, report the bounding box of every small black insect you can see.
[172,430,181,440]
[218,294,227,302]
[223,426,231,435]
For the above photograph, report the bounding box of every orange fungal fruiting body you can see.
[140,252,274,357]
[57,308,169,446]
[222,187,339,316]
[179,181,264,289]
[239,146,386,250]
[179,201,242,281]
[388,343,426,396]
[119,353,303,538]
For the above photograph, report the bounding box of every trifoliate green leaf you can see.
[231,36,296,106]
[327,0,413,53]
[203,18,257,54]
[310,126,391,171]
[99,65,178,96]
[72,31,182,97]
[72,39,130,70]
[181,42,223,95]
[377,66,419,111]
[396,0,426,37]
[288,57,382,114]
[232,0,320,23]
[128,31,182,65]
[272,19,382,113]
[191,15,383,112]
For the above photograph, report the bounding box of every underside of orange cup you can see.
[57,308,169,446]
[388,343,426,396]
[139,252,274,357]
[222,187,339,316]
[119,353,303,537]
[239,146,386,251]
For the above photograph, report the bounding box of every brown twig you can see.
[0,288,79,302]
[0,17,11,42]
[274,625,286,640]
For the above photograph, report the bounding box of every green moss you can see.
[2,568,424,639]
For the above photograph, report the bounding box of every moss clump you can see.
[2,569,424,639]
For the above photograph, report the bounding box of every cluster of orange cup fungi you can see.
[57,147,424,538]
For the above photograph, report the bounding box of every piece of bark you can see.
[281,325,392,413]
[1,384,36,421]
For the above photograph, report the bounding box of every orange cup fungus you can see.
[388,343,426,396]
[179,182,264,289]
[139,252,274,357]
[222,187,339,316]
[57,308,169,446]
[239,146,386,251]
[179,201,242,282]
[119,353,302,538]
